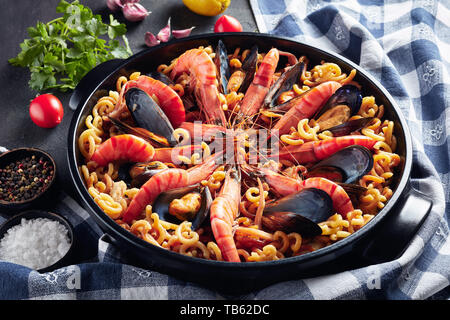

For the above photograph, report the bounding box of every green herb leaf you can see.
[108,15,127,39]
[43,53,65,72]
[9,0,132,92]
[109,40,131,59]
[29,66,56,91]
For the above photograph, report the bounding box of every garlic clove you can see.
[122,3,150,22]
[172,27,195,39]
[157,18,171,42]
[145,32,161,47]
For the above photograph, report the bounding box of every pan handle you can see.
[360,187,432,264]
[69,59,125,111]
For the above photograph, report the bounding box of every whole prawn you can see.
[240,48,280,118]
[210,166,241,262]
[170,48,227,127]
[272,81,342,137]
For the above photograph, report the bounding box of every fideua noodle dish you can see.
[77,41,400,262]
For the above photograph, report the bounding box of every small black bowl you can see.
[0,210,75,273]
[0,148,57,215]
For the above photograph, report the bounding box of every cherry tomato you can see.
[29,94,64,128]
[214,15,243,33]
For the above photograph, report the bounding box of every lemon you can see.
[182,0,230,17]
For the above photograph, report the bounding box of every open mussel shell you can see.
[116,162,166,188]
[215,40,231,95]
[108,116,170,147]
[270,90,308,113]
[307,145,373,184]
[262,188,333,237]
[313,85,363,131]
[125,87,177,146]
[152,184,212,231]
[263,61,305,109]
[325,117,374,137]
[129,162,168,188]
[238,45,258,94]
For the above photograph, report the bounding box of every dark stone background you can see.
[0,0,257,199]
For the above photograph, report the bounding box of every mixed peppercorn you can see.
[0,155,54,202]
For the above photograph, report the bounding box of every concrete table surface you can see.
[0,0,257,200]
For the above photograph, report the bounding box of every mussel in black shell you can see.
[238,45,258,94]
[313,85,363,131]
[129,161,169,188]
[116,161,168,188]
[263,61,305,109]
[125,87,177,146]
[152,184,212,230]
[307,145,373,184]
[325,117,374,137]
[108,116,171,148]
[262,188,333,237]
[214,40,231,95]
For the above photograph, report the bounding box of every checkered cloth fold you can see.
[0,0,448,300]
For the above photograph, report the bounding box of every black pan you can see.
[67,33,432,293]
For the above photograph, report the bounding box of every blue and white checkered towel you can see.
[0,0,449,300]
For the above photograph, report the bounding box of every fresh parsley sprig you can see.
[9,0,133,92]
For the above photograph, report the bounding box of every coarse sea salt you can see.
[0,218,71,270]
